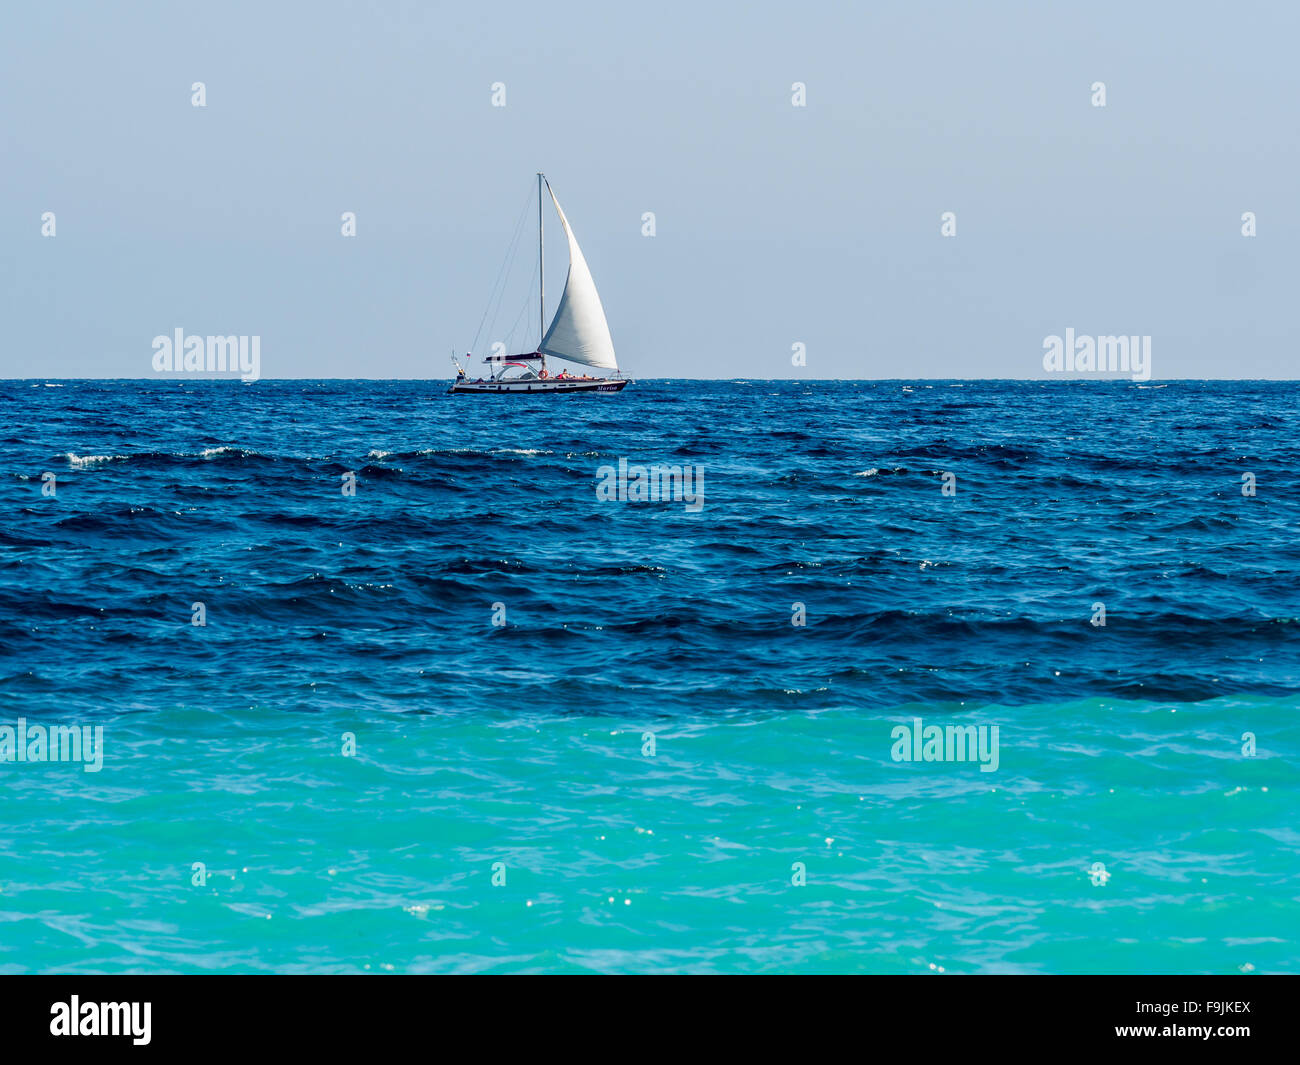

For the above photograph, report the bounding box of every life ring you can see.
[539,369,548,379]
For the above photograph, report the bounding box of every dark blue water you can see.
[1,380,1297,973]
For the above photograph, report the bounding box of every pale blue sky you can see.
[2,1,1296,378]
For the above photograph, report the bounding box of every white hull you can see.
[448,377,629,395]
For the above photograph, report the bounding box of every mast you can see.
[537,172,546,374]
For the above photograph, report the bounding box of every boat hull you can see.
[448,377,629,395]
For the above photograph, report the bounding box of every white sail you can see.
[539,185,618,371]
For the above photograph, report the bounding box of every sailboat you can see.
[448,174,630,395]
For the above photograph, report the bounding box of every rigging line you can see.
[482,211,529,352]
[470,196,528,357]
[503,256,540,351]
[469,181,534,357]
[471,182,530,352]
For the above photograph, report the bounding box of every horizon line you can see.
[6,376,1300,383]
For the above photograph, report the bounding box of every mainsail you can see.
[538,184,618,371]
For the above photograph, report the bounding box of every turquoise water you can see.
[2,381,1298,972]
[3,696,1296,973]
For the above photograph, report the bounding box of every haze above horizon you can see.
[2,1,1296,380]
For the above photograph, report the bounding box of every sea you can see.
[1,379,1296,973]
